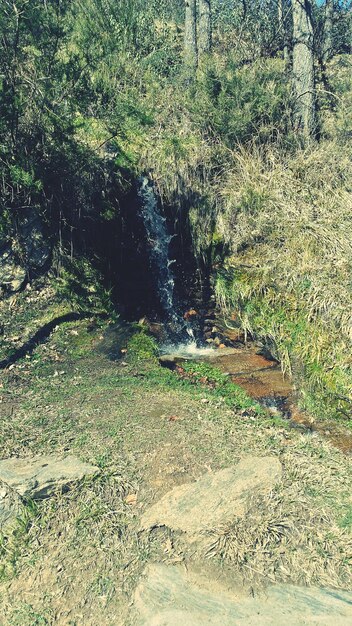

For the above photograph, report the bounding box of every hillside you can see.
[0,2,352,625]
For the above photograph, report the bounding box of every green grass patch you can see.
[127,332,158,362]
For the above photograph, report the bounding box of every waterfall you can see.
[138,176,197,348]
[138,177,178,321]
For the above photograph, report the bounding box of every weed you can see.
[9,603,50,626]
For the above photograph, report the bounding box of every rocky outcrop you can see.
[0,210,51,293]
[133,564,352,626]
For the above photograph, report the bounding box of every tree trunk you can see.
[322,0,333,64]
[198,0,212,58]
[278,0,290,69]
[292,0,316,139]
[184,0,198,72]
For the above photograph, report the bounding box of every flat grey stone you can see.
[133,564,352,625]
[0,455,99,499]
[140,457,282,536]
[0,479,24,532]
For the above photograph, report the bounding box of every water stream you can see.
[138,177,177,320]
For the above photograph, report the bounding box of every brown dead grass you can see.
[204,450,352,589]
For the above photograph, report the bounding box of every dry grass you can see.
[1,314,352,624]
[1,470,144,625]
[218,140,352,341]
[204,450,352,589]
[214,134,352,416]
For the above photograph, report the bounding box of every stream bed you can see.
[160,341,352,456]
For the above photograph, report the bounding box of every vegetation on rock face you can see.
[214,120,352,421]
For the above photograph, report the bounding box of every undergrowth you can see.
[214,135,352,422]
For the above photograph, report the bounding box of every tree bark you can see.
[278,0,290,69]
[184,0,198,72]
[198,0,212,58]
[322,0,333,64]
[292,0,316,139]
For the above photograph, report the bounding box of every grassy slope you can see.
[133,52,352,424]
[0,307,351,625]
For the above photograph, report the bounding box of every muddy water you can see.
[163,342,352,455]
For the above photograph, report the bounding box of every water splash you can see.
[160,342,216,358]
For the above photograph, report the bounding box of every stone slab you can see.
[0,455,99,499]
[133,564,352,625]
[140,457,282,535]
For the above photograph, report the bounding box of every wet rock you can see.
[0,479,24,533]
[184,309,198,321]
[159,355,178,369]
[133,564,352,626]
[140,457,282,538]
[0,455,99,500]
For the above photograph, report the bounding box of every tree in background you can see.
[278,0,291,68]
[322,0,334,62]
[198,0,212,58]
[292,0,316,139]
[184,0,198,72]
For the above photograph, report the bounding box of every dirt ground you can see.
[0,317,351,625]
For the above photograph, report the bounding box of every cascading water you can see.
[138,177,177,320]
[137,176,196,346]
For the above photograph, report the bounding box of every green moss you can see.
[127,332,158,362]
[181,361,264,413]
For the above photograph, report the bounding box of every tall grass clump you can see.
[215,133,352,421]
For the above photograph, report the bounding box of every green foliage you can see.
[127,333,158,362]
[181,361,263,412]
[54,256,115,316]
[196,58,290,146]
